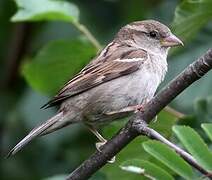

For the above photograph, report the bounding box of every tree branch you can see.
[0,23,32,156]
[67,49,212,180]
[3,23,32,89]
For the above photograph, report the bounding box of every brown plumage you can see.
[8,20,183,157]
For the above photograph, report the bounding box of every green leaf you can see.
[172,0,212,40]
[22,38,96,95]
[90,172,107,180]
[194,97,212,123]
[173,125,212,171]
[149,110,178,138]
[11,0,79,22]
[101,136,149,180]
[43,174,67,180]
[202,123,212,141]
[101,111,177,180]
[143,140,193,180]
[120,159,174,180]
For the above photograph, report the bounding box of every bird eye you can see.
[149,31,158,38]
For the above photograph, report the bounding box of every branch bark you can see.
[0,23,32,156]
[67,49,212,180]
[3,23,32,89]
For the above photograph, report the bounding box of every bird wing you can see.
[42,49,148,108]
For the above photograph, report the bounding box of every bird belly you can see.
[103,68,160,109]
[83,68,161,125]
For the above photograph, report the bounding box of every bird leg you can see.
[87,125,115,163]
[85,104,145,163]
[87,125,107,143]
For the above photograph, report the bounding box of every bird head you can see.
[116,20,183,54]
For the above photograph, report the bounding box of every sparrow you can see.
[8,20,183,157]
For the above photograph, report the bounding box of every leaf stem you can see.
[73,21,102,50]
[164,106,185,119]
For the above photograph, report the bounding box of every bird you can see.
[7,20,183,157]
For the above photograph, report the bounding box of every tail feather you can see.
[39,119,72,136]
[7,112,63,158]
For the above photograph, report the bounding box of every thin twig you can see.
[67,49,212,180]
[0,23,31,156]
[72,21,102,50]
[133,119,210,176]
[2,23,32,89]
[164,106,185,119]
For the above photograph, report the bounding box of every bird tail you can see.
[7,112,65,158]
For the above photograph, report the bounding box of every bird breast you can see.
[88,55,167,114]
[62,52,168,125]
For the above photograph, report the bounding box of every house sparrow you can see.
[8,20,183,157]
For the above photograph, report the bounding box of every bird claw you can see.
[95,141,116,163]
[135,105,144,112]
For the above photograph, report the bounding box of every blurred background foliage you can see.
[0,0,212,179]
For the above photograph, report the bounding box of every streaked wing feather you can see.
[42,49,147,108]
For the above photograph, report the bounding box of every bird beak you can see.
[161,34,184,47]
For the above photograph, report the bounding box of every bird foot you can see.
[96,141,116,163]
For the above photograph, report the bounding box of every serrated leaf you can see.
[143,140,193,180]
[172,0,212,40]
[173,125,212,171]
[22,38,96,95]
[11,0,79,22]
[120,159,174,180]
[202,123,212,141]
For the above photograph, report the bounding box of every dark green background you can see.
[0,0,212,179]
